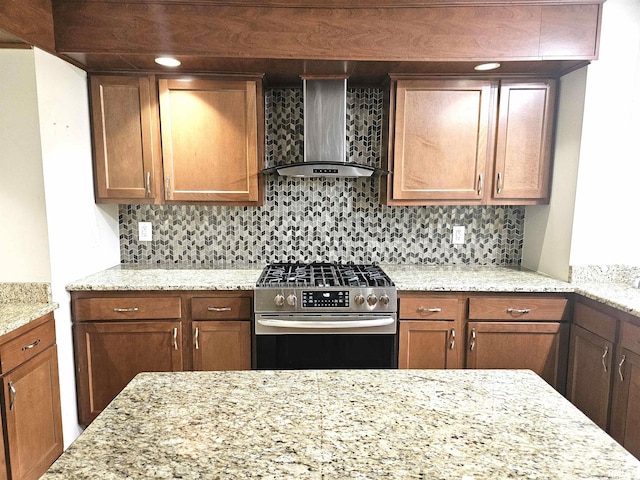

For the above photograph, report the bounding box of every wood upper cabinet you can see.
[384,77,557,206]
[492,80,557,203]
[90,75,160,203]
[158,78,263,204]
[466,296,570,393]
[398,296,461,369]
[610,321,640,459]
[0,313,63,480]
[566,301,618,431]
[388,79,495,204]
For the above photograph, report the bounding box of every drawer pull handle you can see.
[507,308,531,314]
[497,172,503,194]
[417,307,442,313]
[477,173,483,196]
[114,307,139,313]
[619,355,626,382]
[208,307,232,312]
[602,346,609,373]
[21,338,41,351]
[449,328,456,350]
[8,382,16,410]
[195,327,200,350]
[469,328,476,351]
[145,171,151,195]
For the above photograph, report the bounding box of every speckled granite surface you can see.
[0,282,58,337]
[43,369,640,479]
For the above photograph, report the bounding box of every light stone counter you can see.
[0,282,58,337]
[43,369,640,479]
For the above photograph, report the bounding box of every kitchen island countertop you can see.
[43,369,640,479]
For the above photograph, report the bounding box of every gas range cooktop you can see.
[256,263,394,288]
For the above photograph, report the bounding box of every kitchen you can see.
[1,0,640,478]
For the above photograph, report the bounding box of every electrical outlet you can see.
[452,225,465,245]
[138,222,152,242]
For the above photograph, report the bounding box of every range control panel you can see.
[302,290,349,308]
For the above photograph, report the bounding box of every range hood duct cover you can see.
[265,78,387,178]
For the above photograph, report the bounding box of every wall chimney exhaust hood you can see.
[264,78,388,178]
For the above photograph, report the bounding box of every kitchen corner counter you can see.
[43,369,640,479]
[0,282,58,337]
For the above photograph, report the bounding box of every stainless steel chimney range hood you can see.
[263,78,389,178]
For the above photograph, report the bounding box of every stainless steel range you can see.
[254,263,398,369]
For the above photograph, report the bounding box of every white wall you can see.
[522,68,587,281]
[0,49,51,282]
[33,49,120,447]
[570,0,640,267]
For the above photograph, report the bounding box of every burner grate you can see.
[256,263,394,288]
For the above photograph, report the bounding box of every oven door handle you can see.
[257,317,395,329]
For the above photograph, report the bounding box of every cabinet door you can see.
[159,79,261,204]
[90,75,159,203]
[74,321,183,425]
[398,321,458,369]
[610,348,640,458]
[566,325,614,430]
[192,321,251,371]
[2,346,62,480]
[390,79,495,203]
[466,321,569,392]
[492,80,556,203]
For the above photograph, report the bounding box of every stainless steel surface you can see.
[255,313,396,335]
[619,355,626,382]
[304,78,346,166]
[602,346,609,372]
[507,308,531,314]
[9,381,15,410]
[21,338,40,351]
[113,307,139,313]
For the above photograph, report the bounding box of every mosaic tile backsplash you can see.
[119,88,525,266]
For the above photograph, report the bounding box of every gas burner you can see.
[256,263,394,288]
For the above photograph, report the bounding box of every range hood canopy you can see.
[264,78,389,178]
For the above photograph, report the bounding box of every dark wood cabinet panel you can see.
[398,321,458,369]
[466,321,569,393]
[192,321,251,371]
[74,321,183,425]
[566,324,614,430]
[90,75,160,203]
[2,346,63,480]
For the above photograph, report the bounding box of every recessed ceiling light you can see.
[155,57,181,67]
[474,62,501,71]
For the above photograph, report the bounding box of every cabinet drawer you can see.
[0,319,56,373]
[191,297,251,320]
[74,297,182,321]
[620,321,640,356]
[469,297,569,321]
[399,297,458,320]
[574,302,617,342]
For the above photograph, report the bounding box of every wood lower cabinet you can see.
[610,321,640,458]
[74,321,183,425]
[0,313,63,480]
[566,301,618,430]
[192,321,251,371]
[398,295,462,369]
[466,296,570,393]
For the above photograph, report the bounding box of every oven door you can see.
[255,313,398,369]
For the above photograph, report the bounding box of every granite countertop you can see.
[0,282,58,337]
[65,264,640,318]
[43,369,640,479]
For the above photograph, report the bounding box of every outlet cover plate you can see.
[138,222,152,242]
[452,225,465,245]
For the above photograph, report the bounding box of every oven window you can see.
[256,334,397,369]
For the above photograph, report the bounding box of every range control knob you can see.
[286,294,297,306]
[367,294,378,306]
[274,294,285,307]
[354,294,365,306]
[379,294,390,306]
